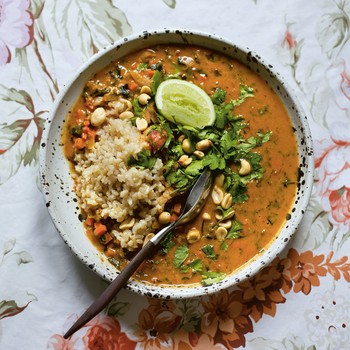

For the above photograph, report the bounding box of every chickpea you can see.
[158,211,171,225]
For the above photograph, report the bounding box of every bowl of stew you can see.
[40,29,314,298]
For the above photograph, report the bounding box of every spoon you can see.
[64,169,212,339]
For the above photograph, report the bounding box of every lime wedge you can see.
[155,79,215,128]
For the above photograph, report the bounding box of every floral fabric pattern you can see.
[0,0,34,64]
[1,0,350,349]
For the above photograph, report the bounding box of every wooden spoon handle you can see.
[64,239,159,339]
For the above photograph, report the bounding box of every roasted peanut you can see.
[193,150,205,159]
[140,85,152,95]
[221,193,233,209]
[186,228,201,244]
[142,233,155,247]
[215,226,227,241]
[179,155,192,167]
[239,159,252,176]
[211,186,224,205]
[214,174,225,188]
[136,117,148,131]
[119,217,135,230]
[138,93,151,105]
[195,139,212,151]
[182,138,193,154]
[119,110,134,120]
[90,107,106,126]
[219,220,232,229]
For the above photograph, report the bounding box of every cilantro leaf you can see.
[212,88,226,105]
[201,271,226,286]
[201,245,217,260]
[160,231,175,255]
[188,259,203,272]
[174,245,189,268]
[226,220,243,239]
[126,149,157,169]
[152,70,163,95]
[232,85,254,106]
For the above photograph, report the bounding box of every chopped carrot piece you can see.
[128,80,138,91]
[74,137,86,149]
[85,217,95,226]
[94,222,107,236]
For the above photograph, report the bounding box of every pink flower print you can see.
[315,122,350,228]
[327,59,350,110]
[0,0,34,65]
[281,30,303,66]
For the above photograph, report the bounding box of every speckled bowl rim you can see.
[39,29,314,299]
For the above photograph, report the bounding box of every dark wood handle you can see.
[64,240,158,339]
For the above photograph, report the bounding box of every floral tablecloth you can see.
[1,0,350,349]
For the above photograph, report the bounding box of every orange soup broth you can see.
[66,45,299,286]
[131,46,298,285]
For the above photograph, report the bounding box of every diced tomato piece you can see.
[147,70,155,77]
[147,129,167,152]
[128,80,138,91]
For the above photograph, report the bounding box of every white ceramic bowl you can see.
[39,29,314,299]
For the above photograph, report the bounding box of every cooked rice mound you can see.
[73,118,172,250]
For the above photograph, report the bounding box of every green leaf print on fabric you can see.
[0,86,46,184]
[0,300,31,320]
[162,0,176,9]
[316,0,350,58]
[52,0,132,59]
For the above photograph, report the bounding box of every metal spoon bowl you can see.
[64,169,212,339]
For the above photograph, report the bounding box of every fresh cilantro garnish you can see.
[188,258,203,272]
[173,244,189,268]
[152,70,163,95]
[226,220,243,239]
[137,62,148,71]
[159,231,175,255]
[201,245,217,260]
[201,271,226,286]
[126,149,157,169]
[212,88,226,105]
